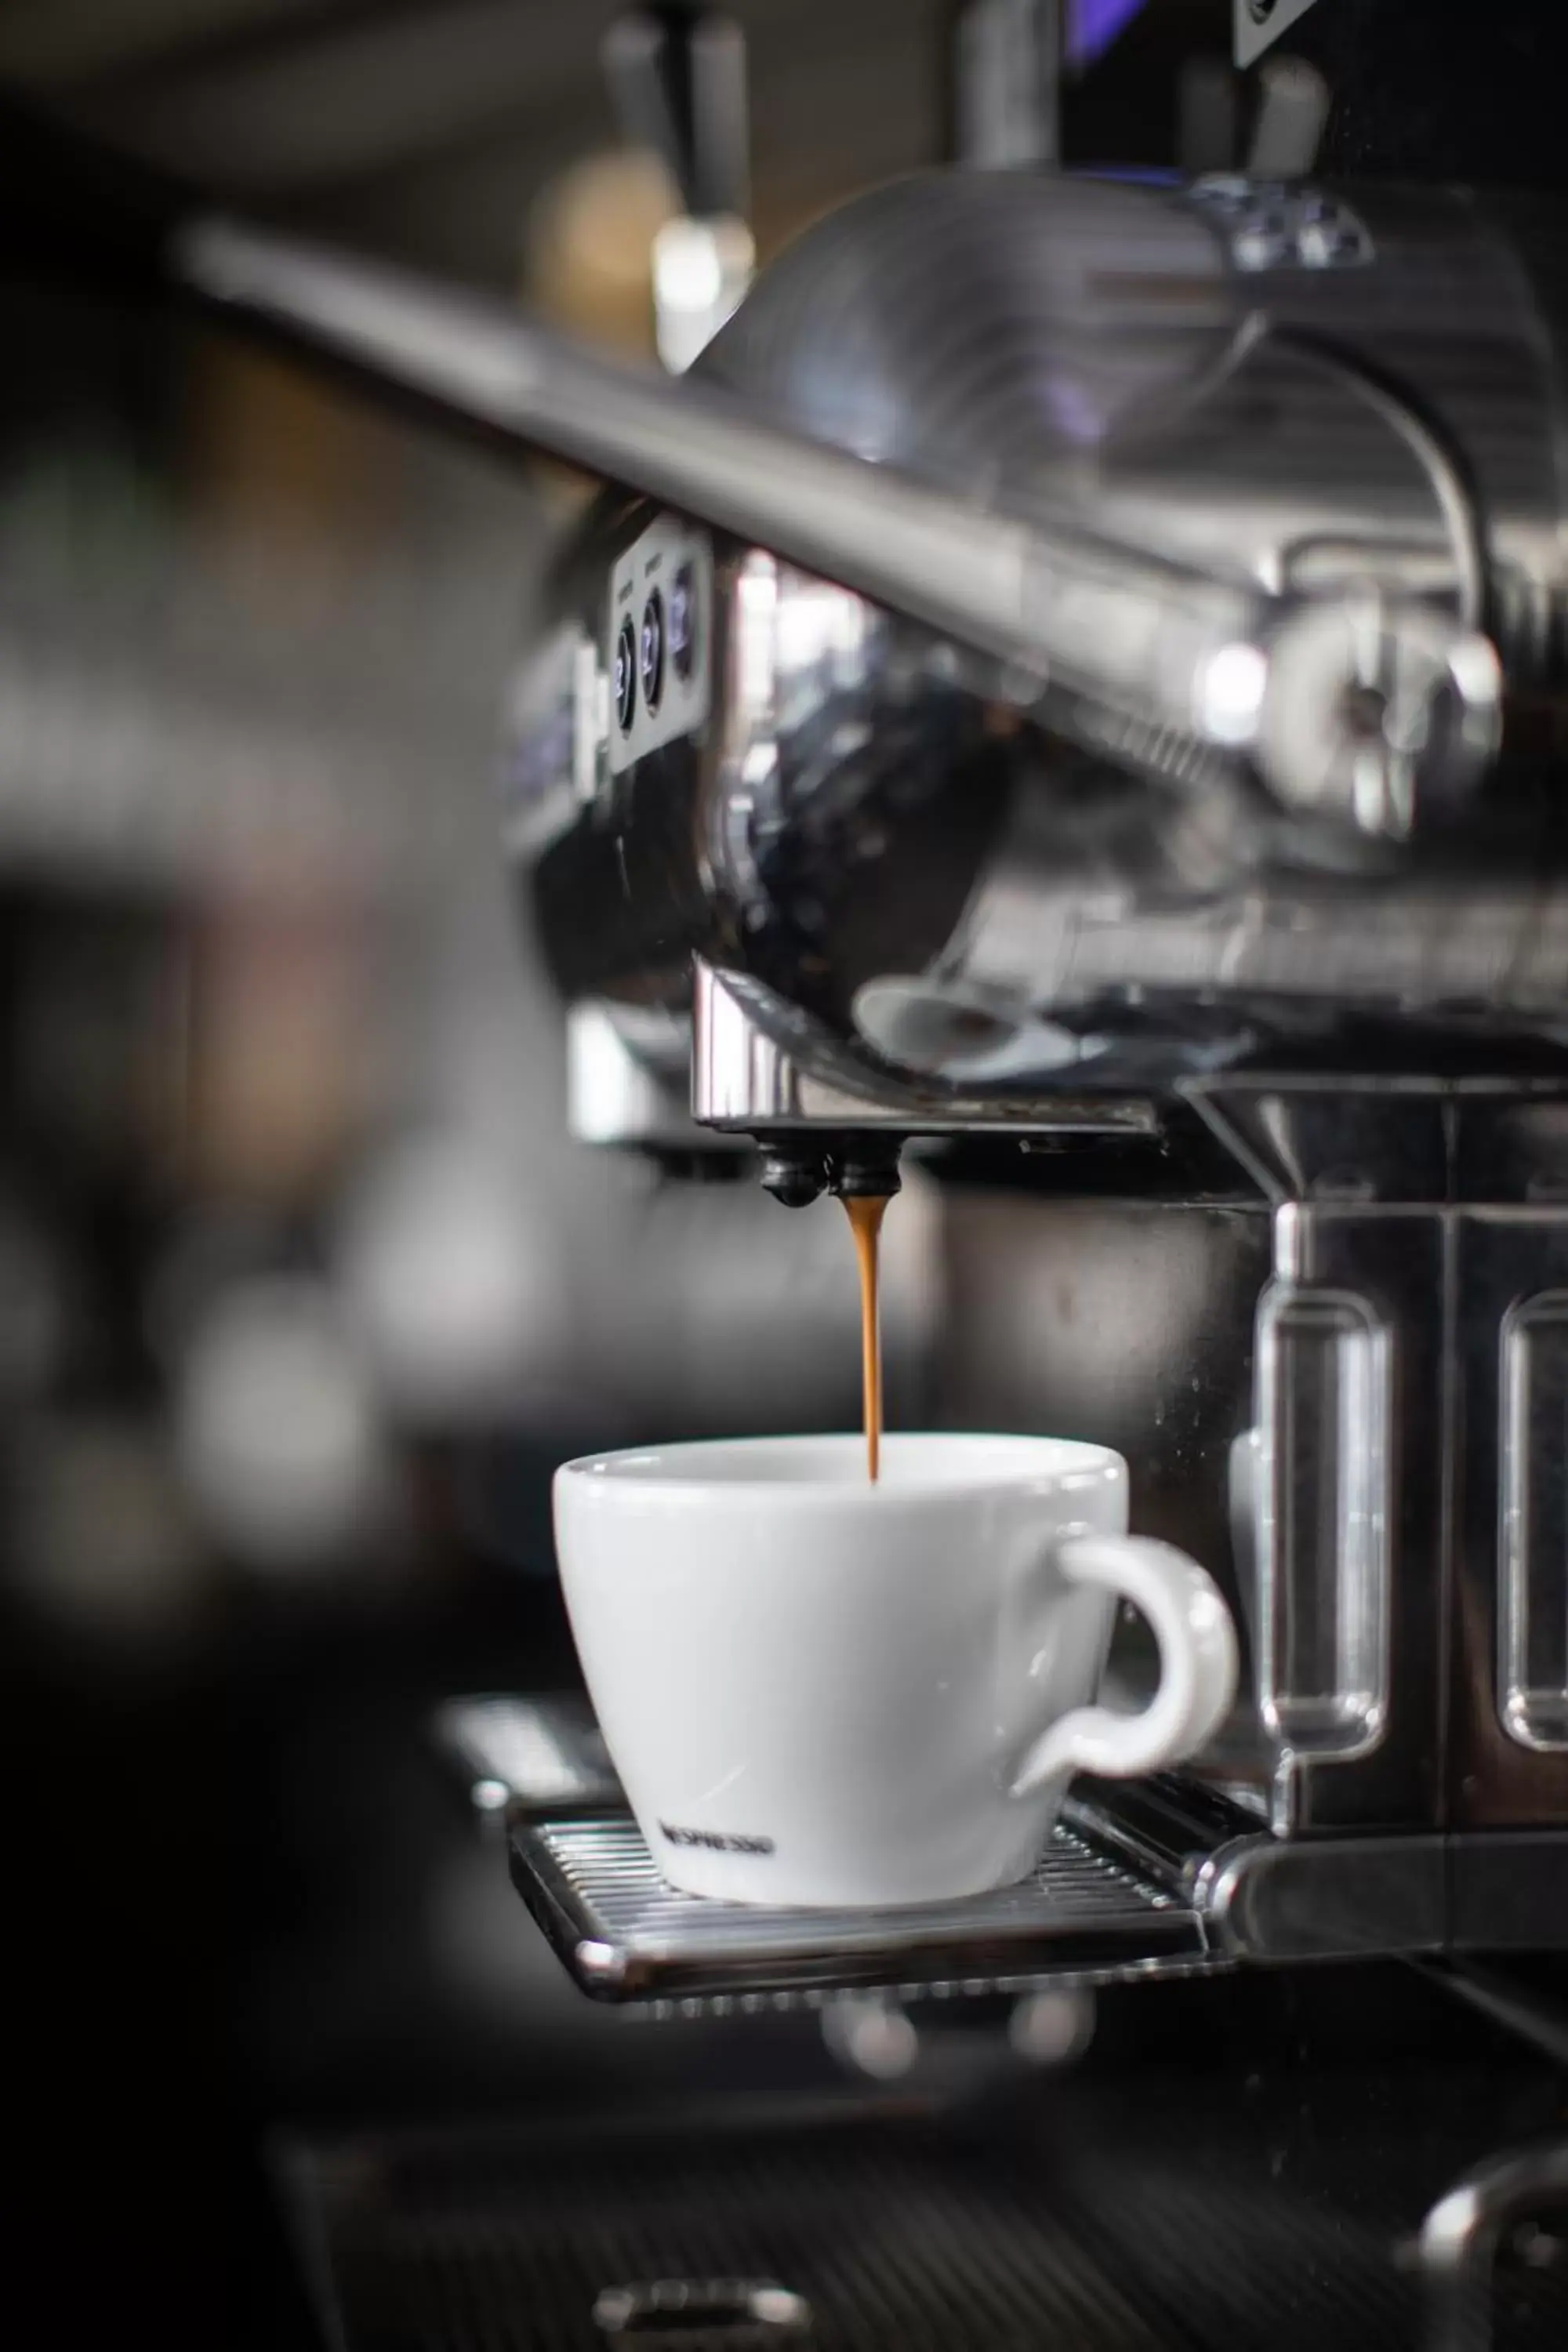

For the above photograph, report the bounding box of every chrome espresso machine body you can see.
[10,8,1568,2008]
[495,161,1568,1997]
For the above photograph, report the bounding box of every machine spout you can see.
[756,1138,905,1209]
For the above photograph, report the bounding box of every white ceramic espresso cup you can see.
[554,1432,1237,1909]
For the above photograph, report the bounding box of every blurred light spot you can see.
[337,1134,561,1425]
[173,1276,386,1570]
[1009,1986,1096,2063]
[822,1995,920,2081]
[528,150,678,358]
[735,553,779,717]
[1198,642,1268,746]
[775,581,866,676]
[652,214,754,372]
[655,219,724,314]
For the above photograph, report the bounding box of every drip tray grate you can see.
[509,1809,1221,2006]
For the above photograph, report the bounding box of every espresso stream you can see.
[842,1194,891,1481]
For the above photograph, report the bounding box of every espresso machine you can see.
[483,6,1555,2009]
[18,0,1567,1999]
[9,4,1568,2343]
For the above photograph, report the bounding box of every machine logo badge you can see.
[1235,0,1321,70]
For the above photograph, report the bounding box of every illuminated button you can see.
[639,589,665,714]
[668,562,697,683]
[613,617,637,733]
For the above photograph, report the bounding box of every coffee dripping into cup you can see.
[545,1085,1247,1911]
[754,1138,905,1484]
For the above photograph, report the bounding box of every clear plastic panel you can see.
[1255,1287,1392,1758]
[1500,1293,1568,1751]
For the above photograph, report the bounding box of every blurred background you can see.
[0,6,1297,2347]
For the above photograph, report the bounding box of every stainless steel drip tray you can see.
[474,1697,1544,2001]
[508,1809,1223,2005]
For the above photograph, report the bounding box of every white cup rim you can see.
[555,1429,1126,1507]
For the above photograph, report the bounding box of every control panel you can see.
[608,514,712,776]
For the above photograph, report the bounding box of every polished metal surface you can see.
[1252,1274,1392,1767]
[568,1002,731,1154]
[1499,1291,1568,1754]
[1192,1079,1568,1842]
[1200,1831,1447,1961]
[508,1807,1224,2007]
[1236,0,1324,72]
[176,201,1276,782]
[1473,1243,1568,1777]
[1420,2141,1568,2352]
[1258,1198,1446,1834]
[594,2279,812,2346]
[508,1783,1568,2005]
[694,170,1562,681]
[477,1713,1254,2016]
[691,962,1158,1138]
[1257,597,1503,843]
[953,0,1063,170]
[1451,1204,1568,1853]
[511,171,1568,1094]
[495,1690,1550,2004]
[174,165,1568,904]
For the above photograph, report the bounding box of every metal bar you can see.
[175,216,1269,741]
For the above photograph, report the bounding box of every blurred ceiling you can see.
[0,0,949,280]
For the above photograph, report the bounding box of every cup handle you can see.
[1009,1534,1238,1799]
